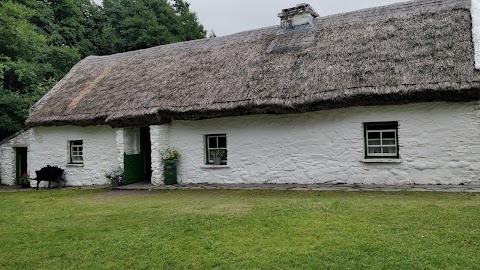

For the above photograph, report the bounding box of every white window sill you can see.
[200,165,231,169]
[66,163,84,167]
[361,159,402,163]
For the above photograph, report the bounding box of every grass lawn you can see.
[0,189,479,269]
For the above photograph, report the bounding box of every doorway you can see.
[123,127,151,184]
[141,127,152,182]
[15,147,28,184]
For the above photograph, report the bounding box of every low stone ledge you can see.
[200,165,231,169]
[361,159,403,164]
[66,163,84,167]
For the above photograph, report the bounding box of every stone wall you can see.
[150,125,169,185]
[29,125,118,186]
[7,102,478,187]
[166,102,480,185]
[0,130,30,185]
[473,0,480,69]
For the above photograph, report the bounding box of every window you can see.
[69,140,83,164]
[364,122,399,158]
[206,134,227,165]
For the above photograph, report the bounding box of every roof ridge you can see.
[316,0,468,23]
[82,0,469,64]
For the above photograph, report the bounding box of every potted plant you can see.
[162,147,181,161]
[18,173,30,188]
[210,149,226,165]
[105,167,124,187]
[161,147,181,185]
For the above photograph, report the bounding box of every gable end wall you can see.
[0,130,30,185]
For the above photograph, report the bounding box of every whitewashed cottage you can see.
[1,0,480,187]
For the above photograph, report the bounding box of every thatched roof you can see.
[26,0,480,127]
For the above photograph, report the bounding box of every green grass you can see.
[0,189,479,269]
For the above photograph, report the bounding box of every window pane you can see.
[383,132,395,139]
[70,141,83,163]
[383,147,396,154]
[368,132,380,139]
[208,137,217,148]
[368,139,381,146]
[218,136,227,148]
[206,134,227,165]
[382,139,396,145]
[367,123,397,130]
[365,122,398,157]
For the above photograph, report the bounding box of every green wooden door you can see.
[123,153,144,184]
[15,148,28,184]
[122,127,151,184]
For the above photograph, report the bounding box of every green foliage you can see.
[18,172,30,186]
[0,88,27,139]
[172,0,207,41]
[161,147,182,160]
[0,190,479,269]
[0,0,206,140]
[105,166,124,184]
[101,0,206,53]
[208,30,217,38]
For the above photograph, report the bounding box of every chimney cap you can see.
[278,3,319,19]
[278,3,319,31]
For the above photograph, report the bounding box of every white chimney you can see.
[278,3,319,29]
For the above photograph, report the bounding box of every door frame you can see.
[15,147,28,184]
[123,127,151,184]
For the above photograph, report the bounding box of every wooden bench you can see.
[34,168,65,189]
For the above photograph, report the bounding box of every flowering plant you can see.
[105,167,124,184]
[18,173,30,186]
[210,149,226,158]
[162,147,181,160]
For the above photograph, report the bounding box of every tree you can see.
[172,0,206,41]
[208,30,216,38]
[0,0,207,140]
[0,1,79,140]
[101,0,205,53]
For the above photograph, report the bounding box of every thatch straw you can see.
[26,0,480,128]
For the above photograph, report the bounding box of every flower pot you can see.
[20,182,30,188]
[111,179,122,188]
[213,157,222,165]
[164,160,178,185]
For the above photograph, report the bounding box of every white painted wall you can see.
[150,125,169,185]
[7,102,478,187]
[473,0,480,69]
[167,102,480,185]
[29,125,118,186]
[0,130,30,185]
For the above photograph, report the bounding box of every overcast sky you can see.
[93,0,409,36]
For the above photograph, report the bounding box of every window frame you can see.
[205,134,227,165]
[69,140,84,164]
[364,122,399,159]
